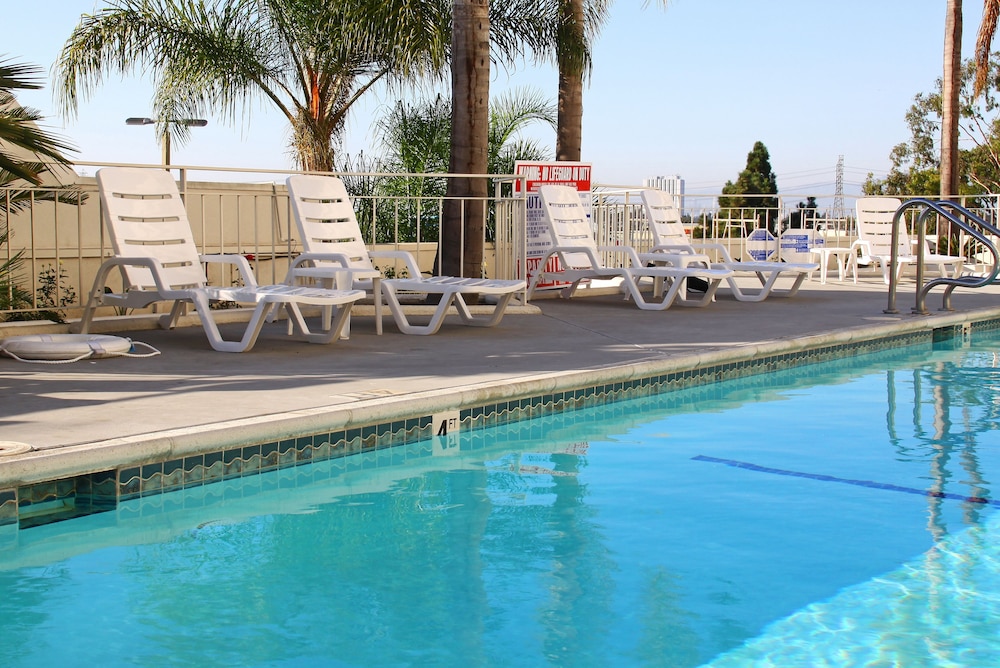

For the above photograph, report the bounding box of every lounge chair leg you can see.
[454,291,517,327]
[159,301,186,329]
[560,280,584,299]
[622,275,683,311]
[382,285,457,335]
[675,278,723,307]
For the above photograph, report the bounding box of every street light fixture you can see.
[125,117,208,166]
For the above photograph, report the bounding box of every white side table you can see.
[809,246,853,284]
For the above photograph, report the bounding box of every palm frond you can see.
[0,57,77,184]
[55,0,452,171]
[976,0,1000,96]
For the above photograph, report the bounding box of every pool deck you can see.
[3,274,1000,487]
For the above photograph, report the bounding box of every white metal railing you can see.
[589,188,1000,277]
[4,163,1000,323]
[1,163,529,322]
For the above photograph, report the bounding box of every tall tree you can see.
[974,0,1000,96]
[345,88,555,246]
[55,0,450,172]
[1,57,76,184]
[941,0,963,198]
[443,0,492,279]
[544,1,667,162]
[864,55,1000,197]
[377,88,556,177]
[439,0,555,276]
[1,56,78,318]
[554,0,591,160]
[717,141,779,234]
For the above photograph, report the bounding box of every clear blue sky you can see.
[4,1,988,201]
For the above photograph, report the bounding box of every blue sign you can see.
[779,230,822,263]
[746,229,777,261]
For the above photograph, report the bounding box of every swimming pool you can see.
[1,330,999,666]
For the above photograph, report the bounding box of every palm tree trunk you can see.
[941,0,963,199]
[555,0,586,161]
[442,0,490,280]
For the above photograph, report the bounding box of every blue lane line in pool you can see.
[692,455,1000,508]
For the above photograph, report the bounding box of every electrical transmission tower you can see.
[832,155,845,220]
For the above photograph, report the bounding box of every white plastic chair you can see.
[528,185,732,309]
[285,174,525,335]
[849,197,964,284]
[638,189,818,302]
[76,167,365,352]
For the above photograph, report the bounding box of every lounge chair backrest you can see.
[537,185,602,270]
[286,175,377,273]
[97,167,209,291]
[641,189,689,247]
[856,196,908,258]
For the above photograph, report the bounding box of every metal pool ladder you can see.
[883,198,1000,315]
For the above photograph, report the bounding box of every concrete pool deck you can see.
[2,274,1000,488]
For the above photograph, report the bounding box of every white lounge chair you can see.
[638,189,818,302]
[285,174,526,335]
[528,185,732,309]
[849,196,965,284]
[76,167,366,353]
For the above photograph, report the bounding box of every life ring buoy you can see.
[0,441,33,456]
[0,334,159,363]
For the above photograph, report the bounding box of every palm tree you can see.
[55,0,451,172]
[486,88,558,174]
[553,0,599,161]
[1,57,76,184]
[1,56,78,318]
[377,88,555,179]
[442,0,556,278]
[355,87,555,245]
[942,0,963,198]
[975,0,1000,96]
[443,0,492,279]
[543,1,667,162]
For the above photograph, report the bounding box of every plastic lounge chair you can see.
[75,167,366,353]
[285,174,526,335]
[528,185,732,309]
[635,190,714,271]
[638,189,818,302]
[849,196,965,284]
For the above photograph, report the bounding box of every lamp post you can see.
[125,117,208,166]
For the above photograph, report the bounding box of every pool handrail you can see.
[883,198,1000,315]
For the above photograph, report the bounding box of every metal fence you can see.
[1,164,529,322]
[590,187,1000,274]
[3,163,999,323]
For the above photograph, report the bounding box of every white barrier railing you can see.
[1,163,529,322]
[3,164,999,322]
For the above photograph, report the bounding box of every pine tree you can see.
[718,141,779,234]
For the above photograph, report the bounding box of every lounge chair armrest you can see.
[686,242,736,262]
[282,253,380,286]
[368,249,424,279]
[548,245,604,267]
[848,239,872,261]
[289,252,353,270]
[596,245,645,267]
[649,244,701,255]
[91,255,176,293]
[201,253,260,289]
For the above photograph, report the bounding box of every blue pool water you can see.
[2,333,1000,666]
